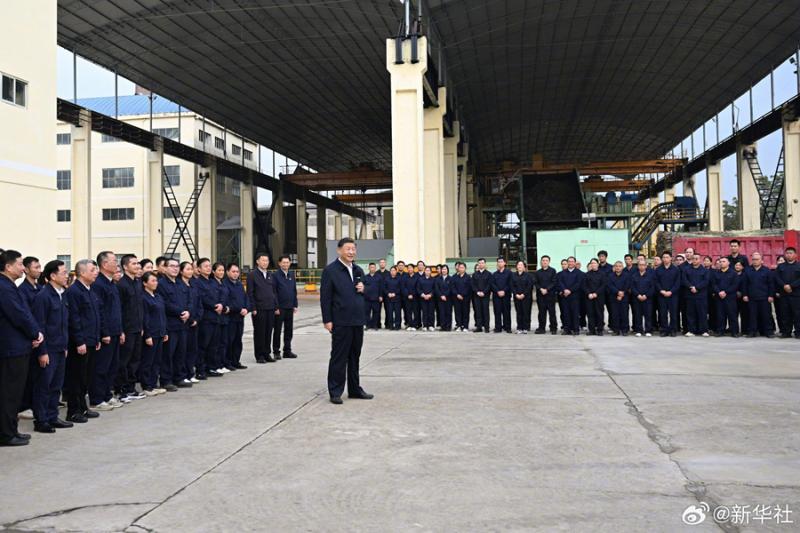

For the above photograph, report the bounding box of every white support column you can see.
[270,185,285,259]
[737,142,761,231]
[386,36,428,262]
[295,199,308,268]
[145,141,164,259]
[443,120,460,259]
[70,110,92,261]
[347,216,356,239]
[682,174,695,198]
[423,87,447,264]
[457,144,469,257]
[196,165,217,260]
[783,119,800,230]
[240,183,254,268]
[706,160,724,232]
[358,218,367,239]
[334,213,343,240]
[317,206,328,267]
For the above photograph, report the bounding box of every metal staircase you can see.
[163,169,210,260]
[630,199,705,250]
[742,147,785,228]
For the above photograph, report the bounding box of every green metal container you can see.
[536,228,629,266]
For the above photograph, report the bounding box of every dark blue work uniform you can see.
[157,275,190,384]
[64,280,101,417]
[184,277,203,378]
[607,271,632,333]
[491,268,512,333]
[775,260,800,337]
[225,277,249,367]
[214,277,232,369]
[655,264,681,335]
[31,284,68,425]
[557,268,583,334]
[196,275,224,375]
[140,290,166,391]
[682,265,710,334]
[363,272,383,329]
[383,275,402,330]
[273,268,298,356]
[630,268,656,334]
[711,268,741,335]
[451,272,472,330]
[401,272,421,329]
[582,270,606,334]
[91,273,123,406]
[320,260,367,398]
[417,275,436,328]
[116,273,143,397]
[471,269,492,332]
[510,272,533,331]
[17,278,40,415]
[534,267,558,333]
[742,265,776,336]
[377,268,391,328]
[434,274,454,331]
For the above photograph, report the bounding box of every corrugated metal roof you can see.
[76,94,182,117]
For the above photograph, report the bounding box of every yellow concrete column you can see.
[664,184,676,203]
[240,183,254,268]
[145,141,164,259]
[334,213,343,240]
[196,165,217,260]
[737,142,761,231]
[295,199,308,268]
[457,144,469,257]
[316,206,328,267]
[386,36,428,262]
[423,87,447,264]
[706,160,724,231]
[347,216,356,239]
[358,218,368,239]
[443,120,460,259]
[270,185,285,259]
[70,110,92,261]
[783,119,800,230]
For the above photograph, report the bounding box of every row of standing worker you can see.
[0,249,298,447]
[356,240,800,339]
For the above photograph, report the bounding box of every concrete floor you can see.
[1,298,799,532]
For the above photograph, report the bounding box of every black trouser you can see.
[115,331,142,396]
[403,297,420,328]
[383,299,391,329]
[473,295,490,330]
[610,299,630,333]
[65,345,94,417]
[715,296,739,334]
[139,338,162,390]
[651,295,659,331]
[217,323,229,369]
[686,297,708,334]
[327,325,364,398]
[748,299,774,336]
[679,291,689,333]
[386,299,402,329]
[90,335,119,405]
[579,296,587,328]
[453,297,470,329]
[658,295,679,333]
[419,298,434,327]
[604,300,613,331]
[273,308,294,354]
[33,351,65,424]
[364,300,381,329]
[537,293,557,331]
[632,298,653,333]
[162,328,186,383]
[0,353,29,441]
[559,294,580,333]
[198,322,219,374]
[438,298,453,330]
[586,296,604,333]
[778,295,800,336]
[252,309,275,359]
[227,320,244,365]
[492,294,512,332]
[185,325,198,377]
[18,354,36,413]
[514,296,532,330]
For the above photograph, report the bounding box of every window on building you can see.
[153,127,179,140]
[231,180,241,197]
[214,136,225,150]
[56,209,71,222]
[243,148,253,161]
[216,210,226,225]
[232,144,241,156]
[102,207,135,221]
[1,73,27,107]
[56,170,71,190]
[199,130,211,144]
[216,175,226,194]
[101,134,121,143]
[163,206,177,219]
[102,167,135,188]
[163,165,180,187]
[56,133,71,145]
[57,255,72,271]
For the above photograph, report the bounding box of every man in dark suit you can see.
[116,254,144,400]
[246,252,279,363]
[91,251,124,410]
[320,238,373,405]
[273,255,299,359]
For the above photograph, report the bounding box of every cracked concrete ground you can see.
[1,297,798,532]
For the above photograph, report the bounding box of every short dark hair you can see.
[730,239,741,245]
[624,254,633,260]
[785,247,796,253]
[0,249,22,271]
[96,251,114,266]
[141,272,158,284]
[255,252,270,261]
[155,256,167,266]
[497,257,506,262]
[396,260,406,265]
[40,260,65,285]
[197,257,211,268]
[597,250,608,258]
[165,257,180,267]
[120,254,137,268]
[541,255,551,261]
[368,262,376,266]
[179,261,193,274]
[212,261,225,272]
[661,250,672,257]
[22,256,39,269]
[477,257,486,262]
[226,262,240,272]
[440,264,449,271]
[337,237,355,248]
[140,258,153,269]
[567,256,576,261]
[277,255,291,263]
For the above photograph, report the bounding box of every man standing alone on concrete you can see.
[320,238,373,405]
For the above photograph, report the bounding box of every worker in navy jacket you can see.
[556,257,583,335]
[775,247,800,338]
[491,258,512,333]
[157,258,191,388]
[273,256,299,359]
[30,260,72,433]
[417,267,436,330]
[195,259,223,379]
[376,259,391,329]
[630,261,656,336]
[400,267,421,330]
[450,263,472,331]
[0,250,43,446]
[582,259,606,336]
[510,261,533,333]
[742,253,776,337]
[711,257,741,336]
[471,259,493,332]
[655,252,682,336]
[180,262,202,380]
[382,266,403,330]
[211,262,232,371]
[319,238,371,404]
[607,262,632,335]
[225,263,250,369]
[91,251,124,409]
[363,263,383,330]
[246,253,279,363]
[682,255,710,336]
[116,254,144,399]
[16,257,41,418]
[434,264,454,331]
[534,256,559,334]
[64,259,102,423]
[140,272,167,394]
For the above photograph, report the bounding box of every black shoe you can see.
[283,352,298,359]
[256,357,267,364]
[534,329,545,334]
[34,423,55,434]
[597,330,604,336]
[264,355,277,363]
[732,333,740,338]
[176,381,192,388]
[67,413,88,423]
[747,333,757,338]
[224,365,237,371]
[330,396,343,405]
[660,331,668,337]
[766,334,775,338]
[273,353,282,360]
[16,432,31,440]
[622,331,629,337]
[51,418,73,429]
[670,331,677,337]
[206,371,223,378]
[550,330,558,335]
[0,436,29,446]
[780,333,792,338]
[349,389,374,400]
[84,410,99,418]
[163,384,179,391]
[234,363,248,369]
[472,328,482,333]
[493,329,502,333]
[195,373,208,380]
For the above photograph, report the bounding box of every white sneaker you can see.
[217,367,230,374]
[109,398,125,407]
[127,392,146,400]
[190,377,200,383]
[701,332,710,337]
[428,327,435,332]
[143,389,159,397]
[154,388,167,395]
[406,326,414,331]
[645,333,652,337]
[92,402,115,411]
[182,379,194,385]
[635,332,642,337]
[685,332,695,337]
[17,409,34,420]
